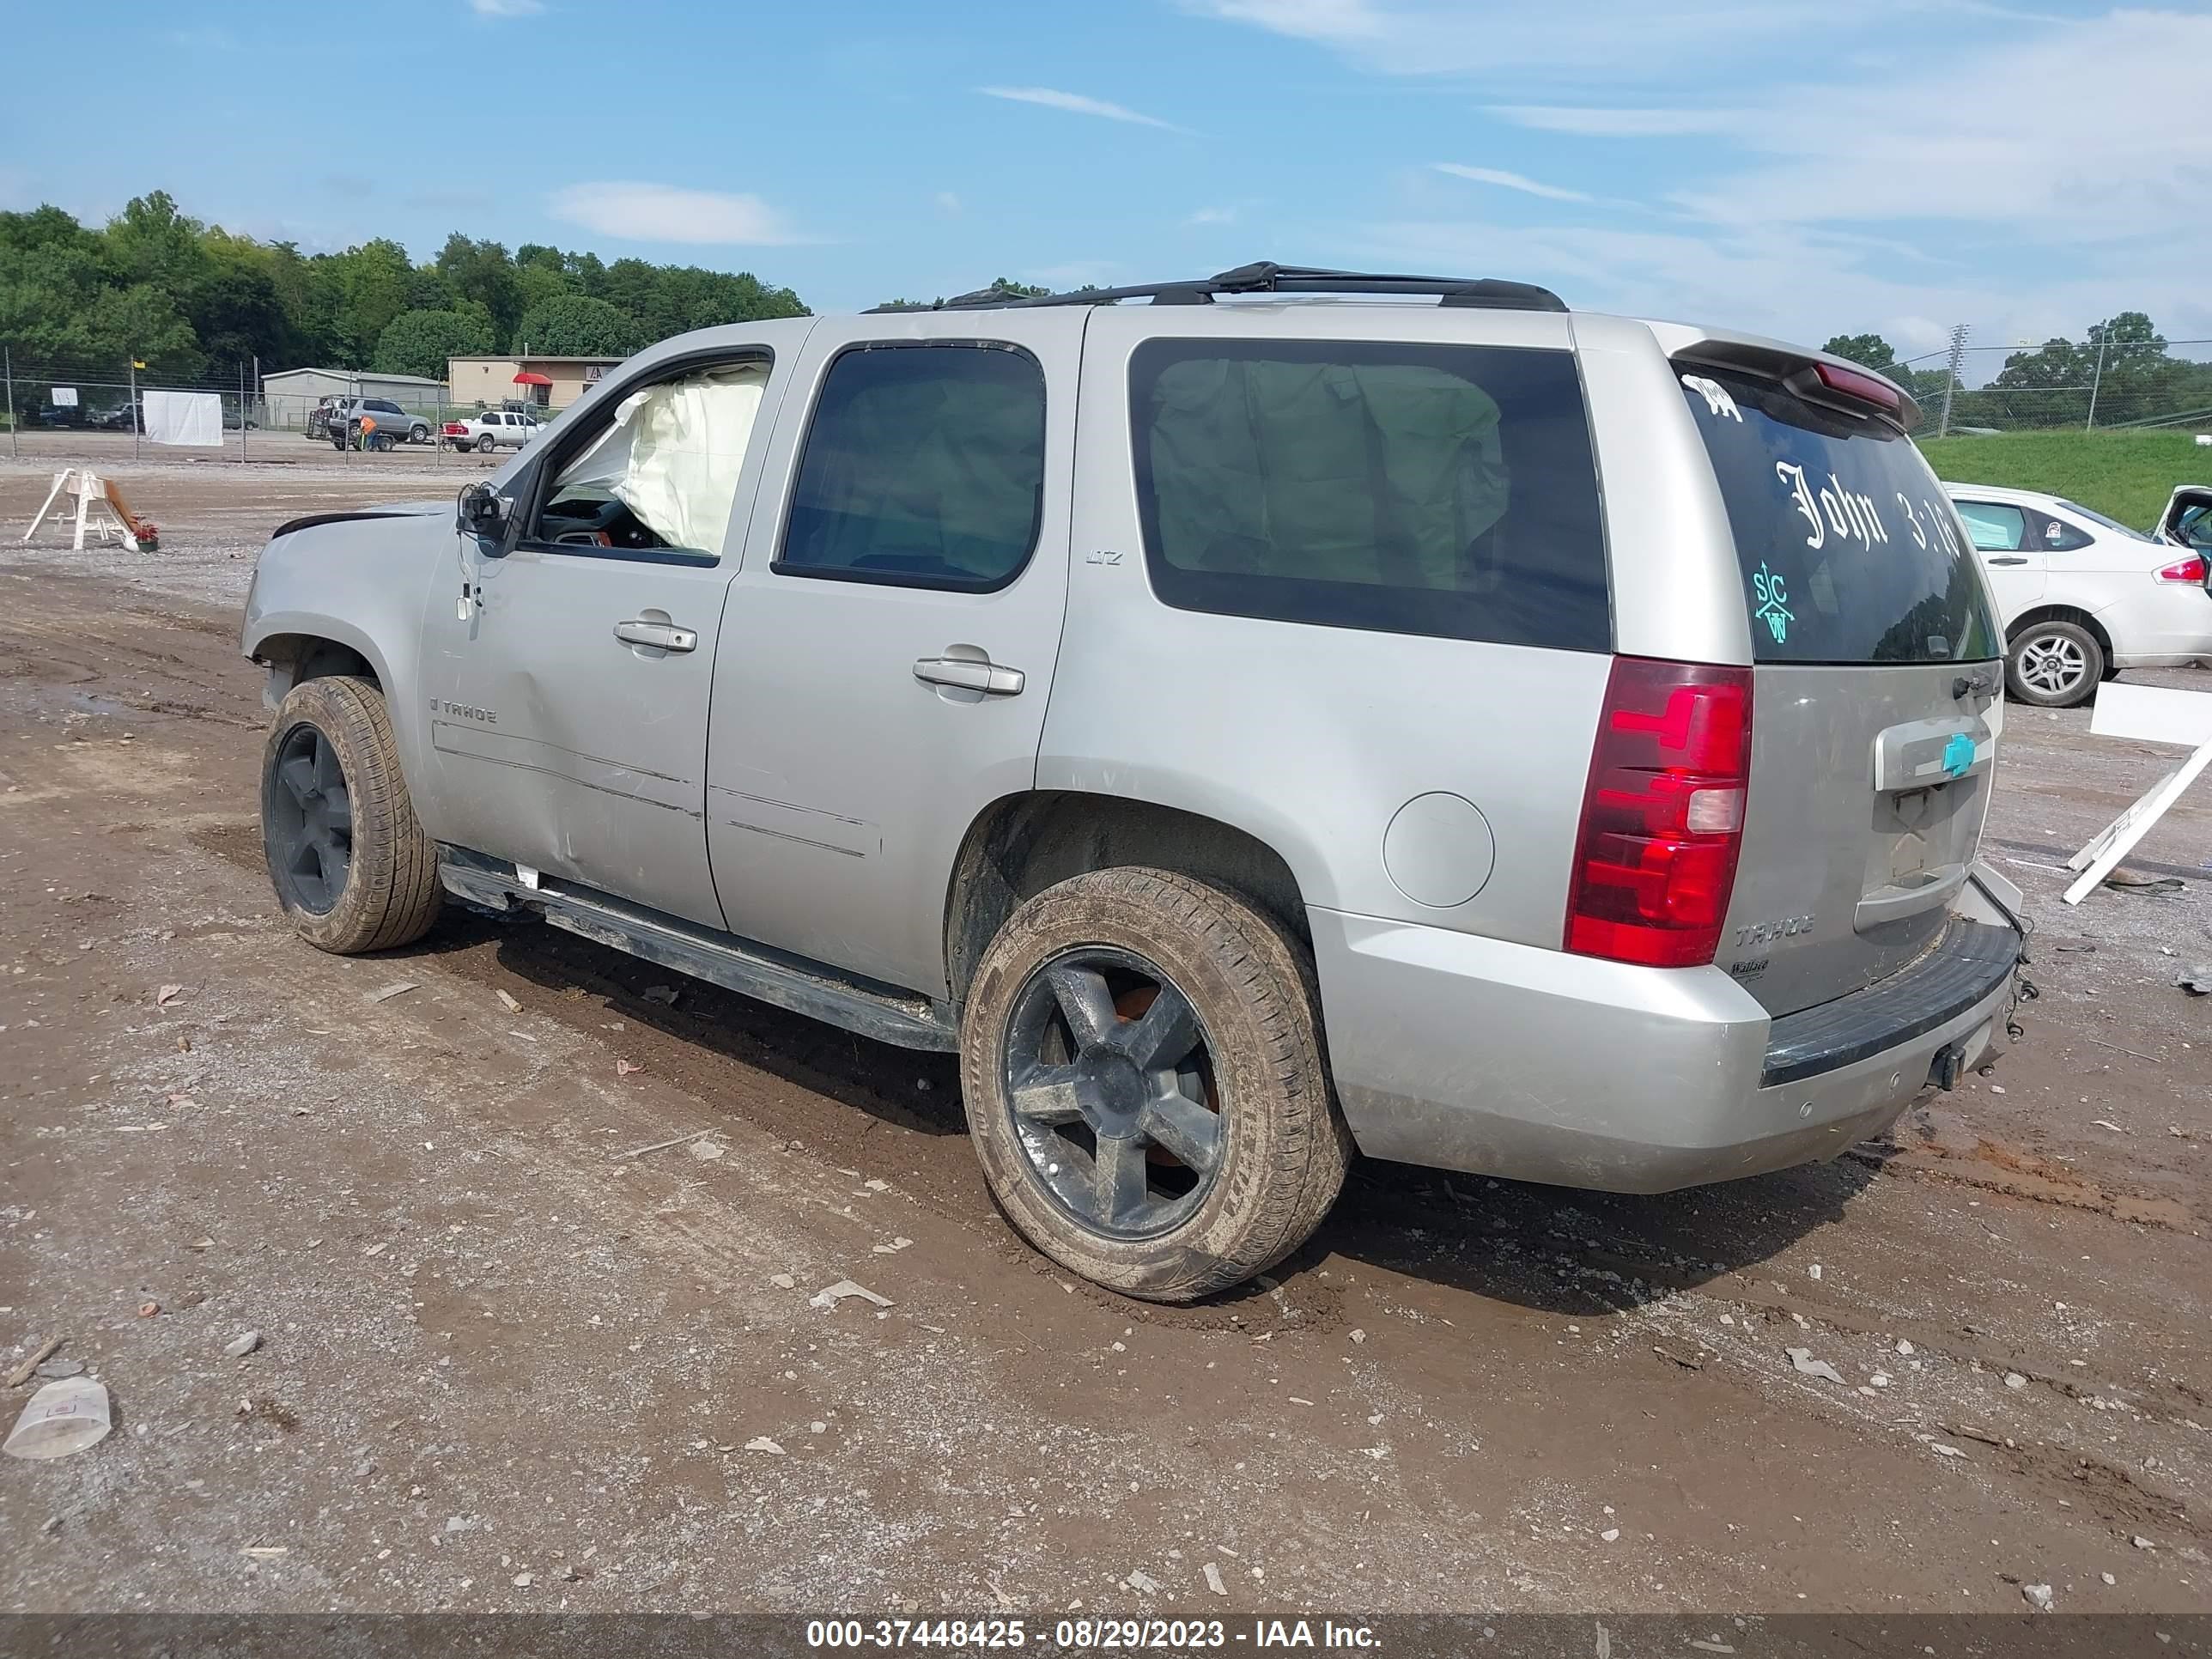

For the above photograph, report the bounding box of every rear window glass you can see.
[1682,369,1999,664]
[1129,339,1609,651]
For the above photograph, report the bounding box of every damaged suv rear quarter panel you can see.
[243,508,456,835]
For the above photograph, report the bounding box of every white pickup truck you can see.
[440,410,544,453]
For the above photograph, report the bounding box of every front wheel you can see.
[959,867,1352,1303]
[2006,619,2103,708]
[261,676,442,954]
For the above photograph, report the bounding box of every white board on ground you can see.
[2062,681,2212,905]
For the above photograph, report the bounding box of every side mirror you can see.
[456,483,509,544]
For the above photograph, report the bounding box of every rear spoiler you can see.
[1650,322,1920,434]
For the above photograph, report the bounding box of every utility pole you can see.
[2086,332,2108,431]
[1937,324,1969,439]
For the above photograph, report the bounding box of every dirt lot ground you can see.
[1,459,2208,1620]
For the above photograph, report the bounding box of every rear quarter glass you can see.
[1680,369,1999,665]
[1127,338,1610,652]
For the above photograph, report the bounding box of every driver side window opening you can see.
[527,353,773,562]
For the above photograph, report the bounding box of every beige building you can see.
[446,355,623,412]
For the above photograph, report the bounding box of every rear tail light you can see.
[2155,554,2208,585]
[1565,657,1753,969]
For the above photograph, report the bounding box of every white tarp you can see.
[555,365,765,554]
[143,389,223,447]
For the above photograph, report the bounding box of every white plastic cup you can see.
[3,1377,112,1460]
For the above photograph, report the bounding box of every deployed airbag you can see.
[557,365,766,555]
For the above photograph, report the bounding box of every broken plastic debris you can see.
[366,981,417,1004]
[744,1436,786,1455]
[4,1378,112,1461]
[156,984,183,1007]
[872,1237,914,1255]
[810,1279,892,1311]
[1203,1562,1226,1595]
[686,1139,725,1162]
[1785,1347,1846,1385]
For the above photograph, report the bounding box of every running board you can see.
[438,848,958,1052]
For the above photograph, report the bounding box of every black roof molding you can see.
[864,262,1568,315]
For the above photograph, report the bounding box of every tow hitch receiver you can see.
[1928,1041,1968,1092]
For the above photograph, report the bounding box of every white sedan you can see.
[1944,481,2212,707]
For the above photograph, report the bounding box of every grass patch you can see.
[1916,428,2209,529]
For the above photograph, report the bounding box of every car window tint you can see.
[2027,509,2092,552]
[779,343,1046,591]
[1127,339,1609,650]
[1955,501,2026,551]
[1685,370,1997,664]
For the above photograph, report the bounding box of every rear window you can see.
[1682,368,1998,664]
[1129,339,1609,651]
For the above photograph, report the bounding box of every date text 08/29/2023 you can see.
[804,1617,1380,1650]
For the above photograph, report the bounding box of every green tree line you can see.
[1823,315,2212,431]
[0,189,808,386]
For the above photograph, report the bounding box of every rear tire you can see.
[477,433,495,453]
[261,676,442,955]
[959,866,1352,1303]
[2006,619,2103,708]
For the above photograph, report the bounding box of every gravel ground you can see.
[0,463,2207,1620]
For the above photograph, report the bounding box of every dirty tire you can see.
[476,433,495,453]
[2005,618,2103,708]
[260,675,441,955]
[960,866,1352,1303]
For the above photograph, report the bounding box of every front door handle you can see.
[913,655,1024,696]
[1987,556,2030,566]
[614,619,698,653]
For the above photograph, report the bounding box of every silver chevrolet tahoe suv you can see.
[244,263,2027,1302]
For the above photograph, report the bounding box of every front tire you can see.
[959,867,1352,1303]
[2007,619,2103,708]
[261,676,442,954]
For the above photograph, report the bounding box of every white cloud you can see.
[1668,10,2212,242]
[1487,106,1743,137]
[1431,163,1590,204]
[934,191,963,215]
[547,182,805,246]
[1186,205,1239,226]
[1187,0,2080,84]
[467,0,543,15]
[978,87,1188,133]
[1355,213,2212,368]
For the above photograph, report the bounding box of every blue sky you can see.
[8,0,2210,362]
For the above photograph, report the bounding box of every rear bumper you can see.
[1311,904,2021,1194]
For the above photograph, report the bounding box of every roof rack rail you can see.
[865,262,1568,315]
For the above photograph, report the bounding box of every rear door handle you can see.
[913,655,1024,696]
[1987,556,2029,566]
[614,619,698,653]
